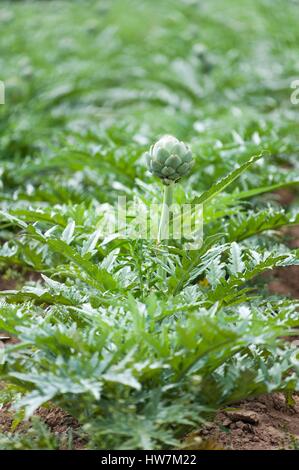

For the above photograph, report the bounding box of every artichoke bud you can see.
[146,135,194,185]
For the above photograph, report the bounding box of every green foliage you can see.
[0,0,298,451]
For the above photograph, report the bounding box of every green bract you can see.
[146,135,194,185]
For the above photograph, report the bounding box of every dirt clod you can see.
[225,410,259,425]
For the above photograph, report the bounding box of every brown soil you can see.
[36,407,85,449]
[0,404,13,432]
[267,265,299,299]
[275,189,297,206]
[0,403,85,449]
[199,393,299,450]
[266,225,299,299]
[0,270,41,291]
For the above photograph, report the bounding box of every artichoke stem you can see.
[157,183,174,244]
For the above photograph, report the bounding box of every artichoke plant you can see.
[146,135,194,185]
[146,135,194,246]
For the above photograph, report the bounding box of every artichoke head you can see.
[146,135,194,185]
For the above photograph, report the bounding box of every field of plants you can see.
[0,0,299,451]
